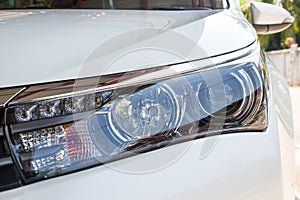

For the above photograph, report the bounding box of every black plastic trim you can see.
[0,134,22,192]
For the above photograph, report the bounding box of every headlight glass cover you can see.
[4,57,268,183]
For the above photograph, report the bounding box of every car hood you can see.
[0,9,256,88]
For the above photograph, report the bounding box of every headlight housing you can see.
[1,48,268,186]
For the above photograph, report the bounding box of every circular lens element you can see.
[15,105,38,122]
[109,84,180,143]
[64,96,85,114]
[198,68,254,123]
[39,100,61,119]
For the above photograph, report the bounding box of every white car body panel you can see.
[0,0,295,199]
[0,9,255,88]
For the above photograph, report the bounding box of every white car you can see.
[0,0,296,200]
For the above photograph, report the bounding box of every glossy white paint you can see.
[0,0,295,199]
[0,8,255,88]
[251,2,293,25]
[266,56,296,200]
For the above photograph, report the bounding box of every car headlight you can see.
[2,53,268,184]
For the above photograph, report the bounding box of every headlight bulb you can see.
[15,104,38,122]
[39,100,61,118]
[110,84,181,142]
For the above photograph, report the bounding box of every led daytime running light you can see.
[13,91,112,123]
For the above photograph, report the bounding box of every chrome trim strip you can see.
[3,87,27,107]
[0,87,26,108]
[0,157,13,167]
[9,41,258,104]
[11,111,93,133]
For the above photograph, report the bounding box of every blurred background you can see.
[241,0,300,87]
[241,0,300,196]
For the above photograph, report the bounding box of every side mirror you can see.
[250,2,294,35]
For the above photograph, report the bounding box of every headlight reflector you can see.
[6,61,267,182]
[111,84,180,140]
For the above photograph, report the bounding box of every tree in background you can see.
[292,0,300,46]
